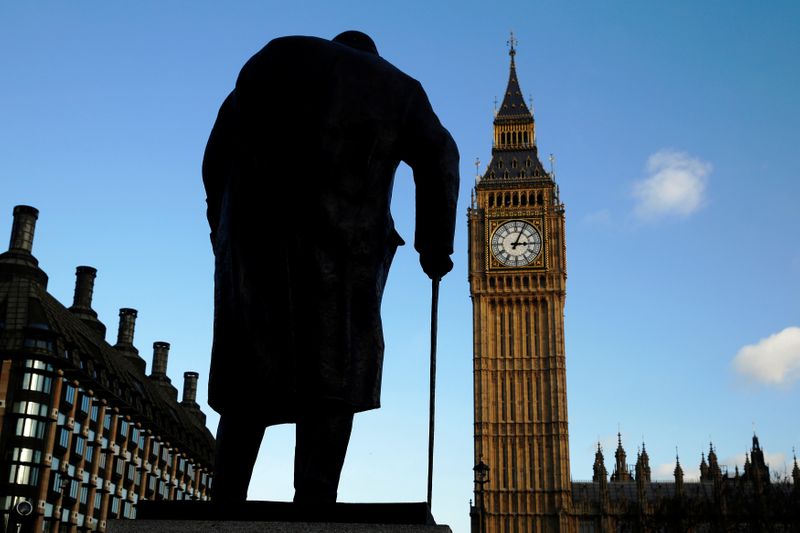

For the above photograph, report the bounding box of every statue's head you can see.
[333,31,379,56]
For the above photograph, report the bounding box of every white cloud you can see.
[733,327,800,387]
[632,150,711,220]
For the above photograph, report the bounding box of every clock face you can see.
[490,220,542,267]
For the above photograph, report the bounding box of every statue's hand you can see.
[420,253,453,280]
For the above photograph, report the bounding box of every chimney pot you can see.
[182,372,199,405]
[71,266,98,312]
[151,342,171,378]
[69,266,106,339]
[8,205,39,254]
[115,308,138,349]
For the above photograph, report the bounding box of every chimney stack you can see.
[181,372,199,406]
[151,342,171,381]
[148,341,177,400]
[181,371,205,425]
[69,266,106,339]
[1,206,48,286]
[9,205,38,254]
[114,308,146,373]
[71,266,97,312]
[115,308,138,350]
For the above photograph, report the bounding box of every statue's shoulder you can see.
[263,35,330,52]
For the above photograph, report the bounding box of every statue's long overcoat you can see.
[203,36,459,425]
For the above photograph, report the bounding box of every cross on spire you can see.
[507,31,517,57]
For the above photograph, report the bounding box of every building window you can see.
[75,436,85,456]
[12,400,47,417]
[12,447,41,463]
[8,464,40,486]
[21,372,52,393]
[64,384,76,405]
[58,428,70,449]
[80,394,90,414]
[23,336,54,353]
[24,359,51,371]
[16,417,45,439]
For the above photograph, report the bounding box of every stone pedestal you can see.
[107,502,451,533]
[108,521,452,533]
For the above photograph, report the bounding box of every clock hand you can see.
[511,235,528,249]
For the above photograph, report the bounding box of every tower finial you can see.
[507,31,517,68]
[507,31,517,57]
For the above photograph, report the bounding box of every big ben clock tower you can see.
[469,37,573,533]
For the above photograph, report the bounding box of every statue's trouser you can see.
[213,406,354,504]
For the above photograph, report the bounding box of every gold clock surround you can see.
[486,217,546,270]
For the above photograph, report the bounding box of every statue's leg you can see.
[213,412,267,503]
[293,405,354,503]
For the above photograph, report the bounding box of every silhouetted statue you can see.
[203,31,459,504]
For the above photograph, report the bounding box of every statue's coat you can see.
[203,36,459,424]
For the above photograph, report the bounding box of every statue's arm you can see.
[202,91,237,246]
[401,82,460,279]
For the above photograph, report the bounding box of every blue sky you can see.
[1,2,799,531]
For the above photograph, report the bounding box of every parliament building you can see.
[0,206,215,532]
[468,40,800,532]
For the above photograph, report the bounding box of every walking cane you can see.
[427,277,440,510]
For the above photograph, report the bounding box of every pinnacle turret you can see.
[635,441,651,482]
[674,452,685,497]
[700,452,709,481]
[611,433,633,482]
[593,442,607,482]
[707,442,722,480]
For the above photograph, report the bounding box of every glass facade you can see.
[0,357,213,532]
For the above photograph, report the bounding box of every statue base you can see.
[107,520,451,533]
[107,502,452,533]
